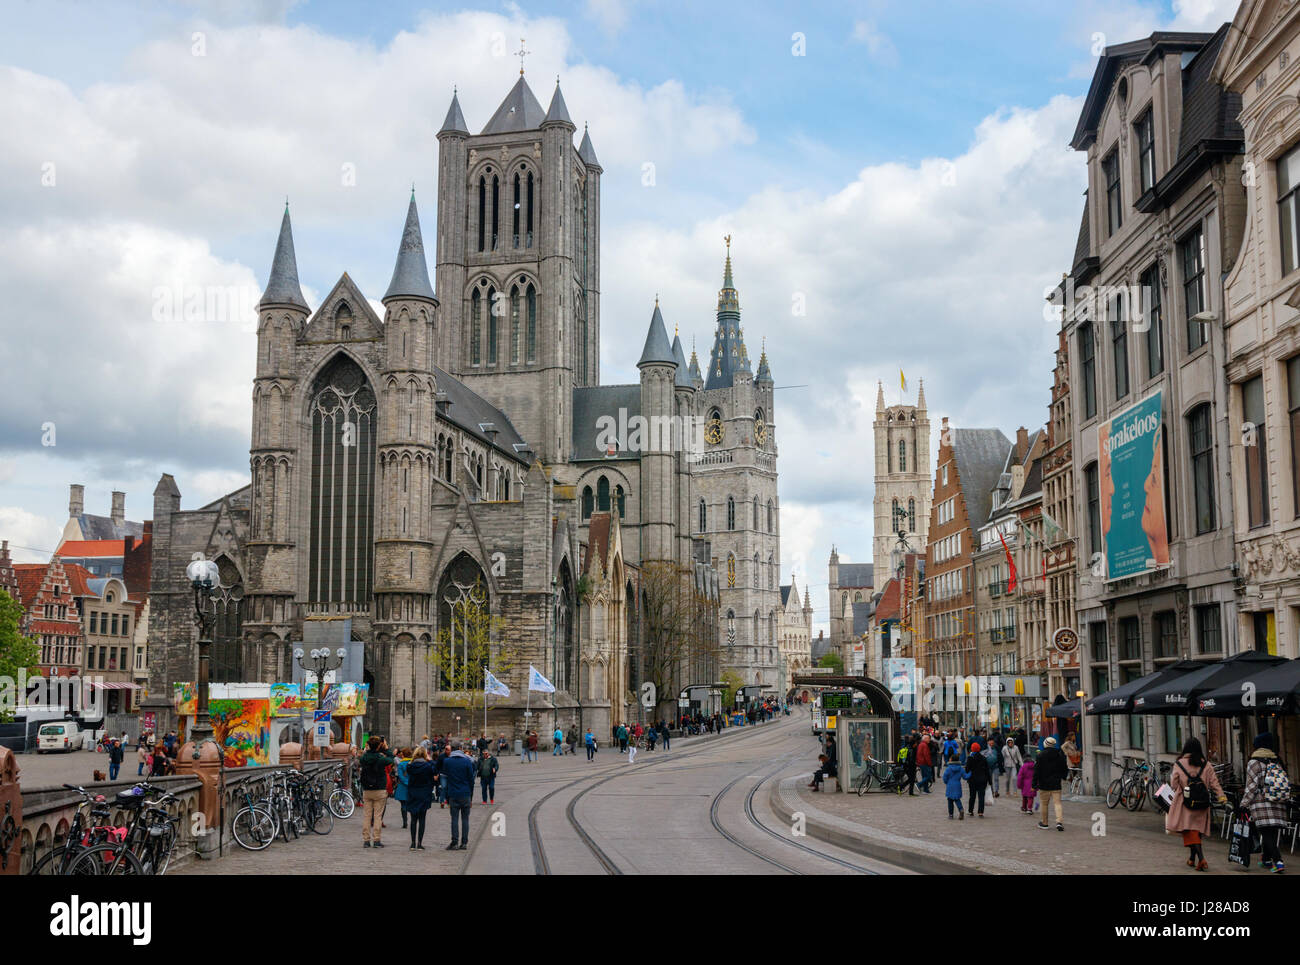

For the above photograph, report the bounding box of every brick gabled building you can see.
[13,557,85,678]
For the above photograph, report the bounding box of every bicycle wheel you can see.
[27,845,80,876]
[1123,780,1145,812]
[854,769,873,796]
[306,799,334,835]
[232,806,277,851]
[1105,778,1123,809]
[329,788,355,818]
[68,842,145,876]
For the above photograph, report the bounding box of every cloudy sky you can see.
[0,0,1239,631]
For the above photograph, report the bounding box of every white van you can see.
[37,720,82,753]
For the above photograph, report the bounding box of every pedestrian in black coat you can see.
[965,741,991,816]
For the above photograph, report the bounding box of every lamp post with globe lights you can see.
[186,557,242,753]
[294,645,347,757]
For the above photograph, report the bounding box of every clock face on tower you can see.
[754,417,767,445]
[705,417,724,445]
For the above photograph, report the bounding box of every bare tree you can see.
[639,561,711,720]
[427,579,520,721]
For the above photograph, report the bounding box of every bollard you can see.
[0,748,20,875]
[174,740,223,831]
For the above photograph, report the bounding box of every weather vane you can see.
[517,37,530,76]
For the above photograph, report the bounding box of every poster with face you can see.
[1098,390,1169,580]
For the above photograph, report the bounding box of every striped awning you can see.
[87,681,141,690]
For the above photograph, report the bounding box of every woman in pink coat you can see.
[1165,738,1227,871]
[1016,757,1036,813]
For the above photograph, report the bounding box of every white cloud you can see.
[586,0,633,36]
[851,20,897,63]
[0,507,61,563]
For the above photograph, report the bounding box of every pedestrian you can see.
[394,748,412,829]
[584,727,596,761]
[659,720,671,751]
[1239,731,1290,873]
[900,737,917,796]
[150,743,168,777]
[136,740,150,777]
[477,733,490,754]
[107,739,123,782]
[1165,737,1227,872]
[405,747,436,851]
[982,741,1000,798]
[616,722,629,753]
[965,741,990,817]
[419,734,431,754]
[646,726,657,751]
[553,725,564,756]
[478,746,498,804]
[1033,735,1069,832]
[526,730,539,762]
[916,731,933,793]
[1000,738,1023,797]
[566,724,578,756]
[434,743,451,808]
[942,755,967,820]
[497,733,509,756]
[439,740,477,851]
[358,736,396,848]
[1016,755,1036,813]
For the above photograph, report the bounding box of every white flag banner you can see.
[484,670,511,698]
[528,665,556,694]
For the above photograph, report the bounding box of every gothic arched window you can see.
[477,177,486,252]
[908,498,916,531]
[491,175,500,250]
[436,552,489,691]
[211,555,244,683]
[512,173,521,247]
[752,553,759,588]
[727,555,736,588]
[526,172,535,246]
[767,499,774,533]
[308,354,376,604]
[727,496,736,531]
[892,498,901,532]
[487,286,498,364]
[510,285,521,364]
[899,439,907,472]
[614,485,625,518]
[753,496,759,530]
[526,284,537,363]
[470,287,482,366]
[581,486,593,520]
[699,498,707,532]
[597,476,610,512]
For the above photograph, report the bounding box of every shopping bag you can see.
[1154,783,1175,810]
[1228,813,1253,867]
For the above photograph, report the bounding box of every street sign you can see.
[313,710,331,723]
[312,721,331,747]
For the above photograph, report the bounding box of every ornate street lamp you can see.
[293,645,347,755]
[186,557,242,755]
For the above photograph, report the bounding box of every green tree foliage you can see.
[817,651,844,674]
[428,579,519,719]
[0,588,40,724]
[718,669,744,710]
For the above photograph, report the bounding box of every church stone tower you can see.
[697,242,780,691]
[873,379,931,584]
[434,74,601,466]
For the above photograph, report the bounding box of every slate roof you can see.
[838,563,874,588]
[571,384,642,461]
[481,76,547,134]
[1176,25,1243,158]
[382,195,437,303]
[198,485,252,512]
[780,584,792,607]
[583,513,611,578]
[704,248,751,389]
[952,428,1013,534]
[578,126,601,169]
[671,334,693,389]
[544,82,573,126]
[1071,199,1090,270]
[259,206,308,310]
[433,366,530,462]
[439,91,469,135]
[638,303,676,367]
[852,600,875,636]
[69,515,144,541]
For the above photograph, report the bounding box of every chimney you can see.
[69,483,85,518]
[1016,426,1029,460]
[143,520,153,536]
[111,491,125,526]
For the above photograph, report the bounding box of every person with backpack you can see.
[616,722,629,753]
[898,737,917,796]
[553,725,564,756]
[1239,731,1290,873]
[1165,737,1227,871]
[478,746,499,804]
[584,728,597,761]
[982,741,1000,799]
[393,747,412,830]
[1033,736,1069,831]
[358,736,396,848]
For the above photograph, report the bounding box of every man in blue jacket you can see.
[437,740,478,850]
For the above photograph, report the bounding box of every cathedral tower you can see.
[873,378,931,584]
[434,74,601,466]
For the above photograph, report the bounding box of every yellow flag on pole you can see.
[900,369,906,393]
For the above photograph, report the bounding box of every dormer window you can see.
[1135,110,1155,194]
[1103,148,1122,236]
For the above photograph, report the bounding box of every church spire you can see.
[917,378,927,411]
[756,337,773,383]
[439,89,469,136]
[705,236,749,390]
[638,301,676,368]
[876,380,886,413]
[382,193,436,303]
[259,204,308,311]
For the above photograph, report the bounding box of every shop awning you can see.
[1085,660,1202,715]
[1195,657,1300,717]
[87,682,141,690]
[1046,698,1082,719]
[1130,651,1287,714]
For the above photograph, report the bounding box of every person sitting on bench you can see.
[809,753,838,791]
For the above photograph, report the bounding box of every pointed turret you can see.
[705,237,750,390]
[638,301,676,369]
[917,378,927,411]
[578,123,602,171]
[259,205,308,310]
[544,80,574,128]
[756,338,773,383]
[876,381,886,413]
[671,333,693,390]
[439,89,469,136]
[688,340,704,389]
[383,193,437,304]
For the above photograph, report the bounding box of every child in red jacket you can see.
[1016,757,1036,814]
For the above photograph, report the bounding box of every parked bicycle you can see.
[854,756,907,796]
[65,784,180,875]
[27,785,122,876]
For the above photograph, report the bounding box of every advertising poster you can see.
[1098,390,1169,580]
[173,681,197,716]
[333,682,370,716]
[208,698,271,767]
[883,657,916,712]
[270,682,303,717]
